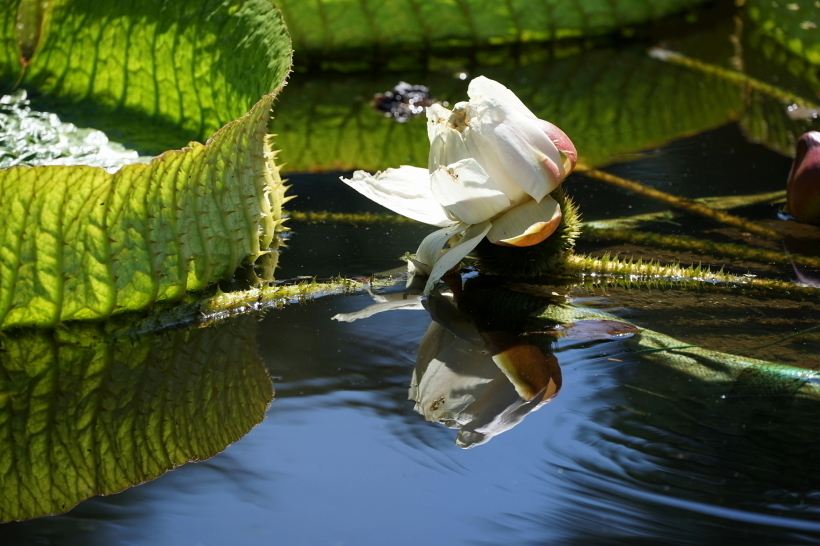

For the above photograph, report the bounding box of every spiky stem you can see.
[285,210,417,225]
[471,188,582,277]
[583,225,820,269]
[648,47,819,109]
[552,253,818,297]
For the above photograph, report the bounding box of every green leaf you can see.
[0,93,288,329]
[746,0,820,65]
[0,0,21,82]
[0,0,294,329]
[737,24,820,155]
[0,0,292,152]
[276,0,712,60]
[0,313,273,522]
[271,47,742,173]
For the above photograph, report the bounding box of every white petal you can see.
[415,222,471,270]
[463,131,530,206]
[467,76,536,119]
[426,103,453,144]
[431,159,510,224]
[340,166,454,227]
[423,220,492,295]
[428,129,470,173]
[486,195,562,247]
[471,98,564,202]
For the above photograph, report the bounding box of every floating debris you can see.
[372,81,436,122]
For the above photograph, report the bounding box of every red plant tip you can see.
[787,131,820,224]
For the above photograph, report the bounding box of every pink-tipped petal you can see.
[469,98,566,202]
[536,119,577,174]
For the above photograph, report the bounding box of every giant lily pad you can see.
[0,94,287,329]
[745,0,820,65]
[276,0,713,62]
[1,0,292,152]
[0,0,293,329]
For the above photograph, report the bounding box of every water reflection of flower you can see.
[333,286,561,448]
[411,316,560,448]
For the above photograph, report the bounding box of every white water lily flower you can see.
[342,76,576,294]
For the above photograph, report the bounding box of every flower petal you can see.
[422,220,492,295]
[428,128,470,173]
[431,159,511,224]
[414,222,472,272]
[469,98,566,202]
[536,119,577,174]
[340,166,454,227]
[467,76,536,119]
[461,132,530,205]
[426,103,453,144]
[486,194,562,247]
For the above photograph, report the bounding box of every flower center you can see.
[448,105,470,133]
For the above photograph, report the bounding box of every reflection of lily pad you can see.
[0,314,272,522]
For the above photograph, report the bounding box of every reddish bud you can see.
[787,131,820,224]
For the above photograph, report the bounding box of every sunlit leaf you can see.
[738,25,820,155]
[0,94,287,329]
[276,0,712,61]
[0,0,292,152]
[0,314,273,522]
[746,0,820,65]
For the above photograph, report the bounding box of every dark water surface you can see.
[3,9,820,546]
